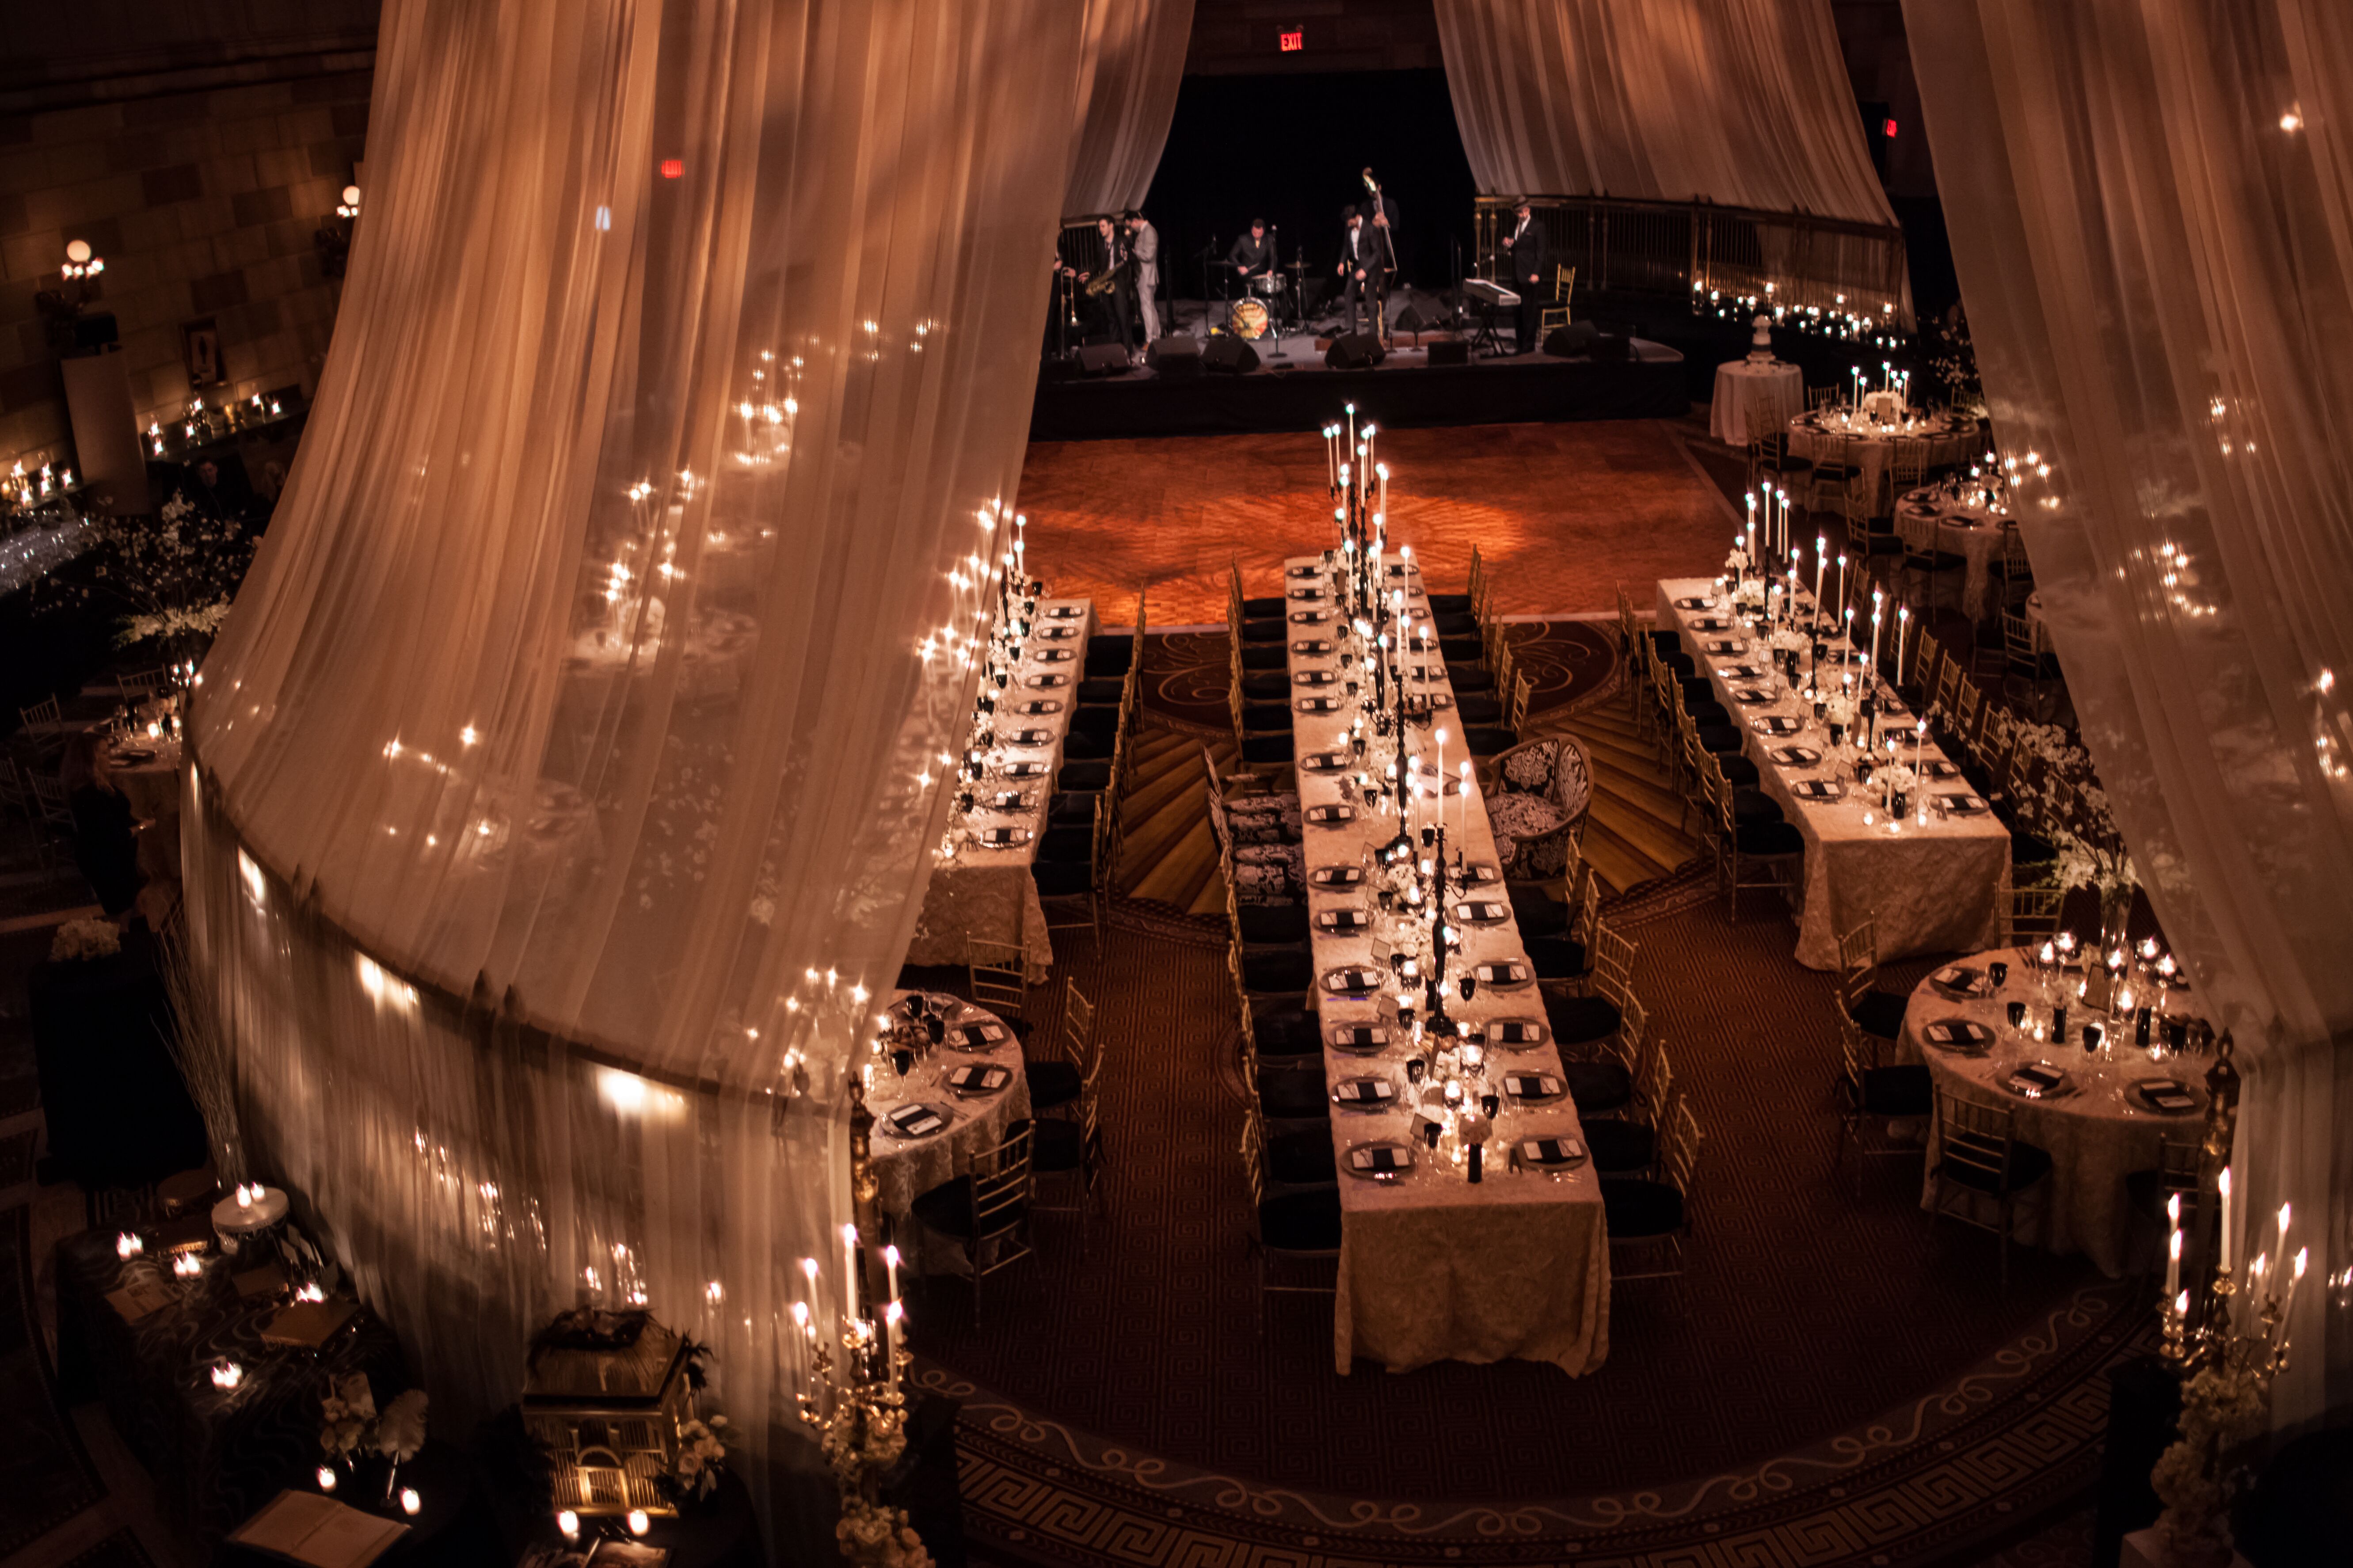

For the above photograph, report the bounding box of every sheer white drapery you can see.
[1435,0,1910,320]
[1065,0,1194,223]
[1904,0,2353,1422]
[183,0,1093,1471]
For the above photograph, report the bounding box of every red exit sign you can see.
[1279,29,1303,52]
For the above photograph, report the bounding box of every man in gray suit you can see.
[1126,209,1161,343]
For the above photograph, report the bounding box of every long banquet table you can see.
[1287,554,1609,1377]
[1656,579,2009,970]
[905,599,1097,980]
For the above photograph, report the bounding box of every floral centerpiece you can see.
[50,918,121,963]
[661,1414,730,1504]
[1824,689,1857,745]
[1879,762,1919,814]
[2010,722,2136,918]
[320,1374,428,1498]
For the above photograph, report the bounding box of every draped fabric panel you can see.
[1904,0,2353,1423]
[182,0,1094,1492]
[1433,0,1895,222]
[1064,0,1195,222]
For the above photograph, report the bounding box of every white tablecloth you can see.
[1896,950,2206,1277]
[867,992,1035,1225]
[1896,486,2014,621]
[102,729,183,819]
[1286,555,1609,1378]
[905,600,1097,980]
[1656,580,2009,970]
[1786,410,1979,511]
[1710,359,1803,445]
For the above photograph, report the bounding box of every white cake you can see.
[1747,313,1775,364]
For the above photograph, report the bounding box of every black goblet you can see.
[1423,1119,1442,1150]
[1405,1058,1426,1085]
[925,1014,945,1045]
[891,1048,914,1077]
[1460,975,1477,1001]
[1480,1092,1500,1118]
[2006,1001,2028,1029]
[1988,961,2009,989]
[2082,1023,2103,1054]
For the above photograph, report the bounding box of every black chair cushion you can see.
[1453,693,1503,725]
[1075,678,1124,706]
[1603,1179,1685,1238]
[1854,1063,1933,1118]
[1585,1118,1656,1174]
[1025,1059,1081,1109]
[1235,902,1309,944]
[1439,636,1483,664]
[1524,934,1588,981]
[1445,662,1494,691]
[1687,700,1732,729]
[1241,733,1295,764]
[1465,727,1516,757]
[1432,611,1478,637]
[1656,648,1696,678]
[1849,988,1909,1042]
[1071,704,1120,738]
[1242,948,1314,993]
[1036,824,1091,862]
[1268,1128,1336,1186]
[1241,595,1285,617]
[1254,1005,1322,1059]
[1258,1065,1331,1121]
[1242,672,1290,700]
[911,1176,1026,1241]
[1508,885,1569,936]
[1906,549,1969,571]
[1241,702,1291,732]
[1716,752,1761,788]
[1545,992,1623,1046]
[1812,461,1862,482]
[1647,630,1683,655]
[1937,1140,2053,1195]
[1057,760,1112,791]
[1696,723,1747,757]
[1062,730,1112,760]
[1731,787,1784,827]
[1241,619,1287,646]
[1021,1116,1086,1173]
[1049,791,1098,825]
[1426,593,1473,614]
[1562,1059,1632,1114]
[1084,635,1134,675]
[2013,651,2064,680]
[1733,820,1805,856]
[1858,533,1907,557]
[1241,642,1287,670]
[1033,861,1092,897]
[1258,1189,1343,1252]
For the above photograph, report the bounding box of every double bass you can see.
[1360,169,1395,345]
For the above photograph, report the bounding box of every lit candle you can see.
[883,1299,904,1396]
[1813,537,1827,618]
[2218,1165,2234,1270]
[116,1232,142,1259]
[627,1509,651,1537]
[400,1489,421,1516]
[558,1511,580,1541]
[1896,606,1909,688]
[210,1360,244,1390]
[2164,1194,2182,1298]
[317,1466,338,1492]
[882,1243,901,1308]
[841,1222,860,1322]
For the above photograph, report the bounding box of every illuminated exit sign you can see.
[1279,29,1303,51]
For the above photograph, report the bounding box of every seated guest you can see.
[60,732,146,917]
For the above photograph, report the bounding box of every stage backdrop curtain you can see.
[182,0,1093,1496]
[1063,0,1194,223]
[1434,0,1910,320]
[1904,0,2353,1424]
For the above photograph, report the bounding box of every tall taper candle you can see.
[2218,1165,2234,1270]
[2165,1194,2182,1298]
[841,1222,860,1323]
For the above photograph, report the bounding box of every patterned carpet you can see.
[918,876,2138,1564]
[1017,421,1738,625]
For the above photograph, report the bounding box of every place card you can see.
[261,1298,358,1348]
[953,1021,1010,1049]
[1751,715,1804,735]
[1310,865,1364,887]
[1305,803,1357,826]
[2133,1079,2201,1114]
[1474,962,1531,986]
[1331,1078,1396,1107]
[1770,746,1823,766]
[1486,1019,1546,1047]
[1296,696,1342,713]
[1322,966,1382,995]
[1299,751,1351,773]
[1295,669,1337,687]
[1019,699,1063,715]
[885,1104,948,1137]
[1026,673,1070,688]
[945,1064,1012,1095]
[1519,1137,1584,1167]
[1502,1072,1563,1100]
[1329,1024,1389,1051]
[1316,910,1370,933]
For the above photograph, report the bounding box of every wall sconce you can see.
[62,239,104,279]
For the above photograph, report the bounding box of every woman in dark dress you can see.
[59,732,146,916]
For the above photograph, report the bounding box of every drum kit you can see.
[1226,259,1307,340]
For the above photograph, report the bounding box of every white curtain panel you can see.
[1432,0,1896,221]
[1064,0,1195,222]
[1905,0,2353,1422]
[183,0,1093,1474]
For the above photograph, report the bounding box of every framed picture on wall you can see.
[183,317,224,390]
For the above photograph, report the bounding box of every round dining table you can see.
[1896,485,2015,621]
[1897,947,2209,1277]
[1787,407,1980,512]
[103,727,185,818]
[865,990,1034,1247]
[1710,358,1803,445]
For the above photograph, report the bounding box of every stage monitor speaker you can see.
[1592,332,1631,362]
[1325,331,1386,370]
[1424,338,1469,367]
[1393,304,1431,334]
[1038,352,1081,382]
[1544,320,1601,358]
[1078,343,1132,376]
[1201,335,1259,375]
[1147,335,1203,381]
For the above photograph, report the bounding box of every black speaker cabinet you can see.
[1324,331,1385,370]
[1078,342,1132,376]
[1543,320,1601,357]
[1424,338,1469,367]
[1147,335,1203,381]
[1202,335,1259,374]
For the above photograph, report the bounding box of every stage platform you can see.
[1032,304,1687,441]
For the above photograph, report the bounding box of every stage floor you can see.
[1016,416,1740,624]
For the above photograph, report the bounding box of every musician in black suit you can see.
[1227,219,1274,286]
[1505,198,1548,353]
[1067,214,1135,348]
[1335,206,1391,335]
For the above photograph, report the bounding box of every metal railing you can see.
[1472,195,1912,333]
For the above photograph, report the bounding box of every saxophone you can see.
[1085,233,1131,298]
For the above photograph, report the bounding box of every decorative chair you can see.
[1605,1099,1703,1300]
[966,939,1033,1041]
[908,1125,1036,1324]
[1537,263,1578,335]
[1831,1007,1932,1195]
[1587,1041,1676,1180]
[1929,1087,2053,1287]
[1703,755,1802,921]
[2123,1136,2204,1278]
[1240,1104,1340,1332]
[1837,915,1909,1047]
[1020,1052,1106,1252]
[1487,734,1592,883]
[1022,981,1096,1120]
[2002,609,2064,722]
[2003,885,2065,950]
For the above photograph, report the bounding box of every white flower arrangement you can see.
[50,918,121,962]
[1769,626,1806,653]
[1723,548,1750,577]
[669,1413,729,1501]
[1824,691,1858,728]
[1880,763,1919,801]
[1735,578,1766,610]
[117,598,231,648]
[2010,722,2136,893]
[320,1373,377,1462]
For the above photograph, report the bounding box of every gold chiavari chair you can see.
[1587,1039,1677,1180]
[1023,979,1096,1120]
[1911,628,1944,707]
[1934,651,1964,718]
[2003,886,2065,949]
[1952,676,1984,754]
[1538,263,1577,334]
[1831,1004,1932,1195]
[1240,1100,1341,1331]
[908,1124,1036,1323]
[1836,914,1909,1047]
[1929,1087,2053,1287]
[967,938,1032,1036]
[1607,1099,1704,1297]
[2002,608,2063,722]
[1808,386,1840,411]
[1704,754,1801,922]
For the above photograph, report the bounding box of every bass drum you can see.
[1228,298,1270,340]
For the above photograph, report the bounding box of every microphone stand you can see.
[1265,223,1287,361]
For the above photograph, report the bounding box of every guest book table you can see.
[55,1229,407,1547]
[1286,555,1609,1378]
[1897,948,2208,1276]
[905,598,1097,980]
[1656,579,2009,970]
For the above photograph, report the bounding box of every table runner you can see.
[906,599,1098,980]
[1287,555,1607,1378]
[1656,579,2008,970]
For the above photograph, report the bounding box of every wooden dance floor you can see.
[1016,418,1739,625]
